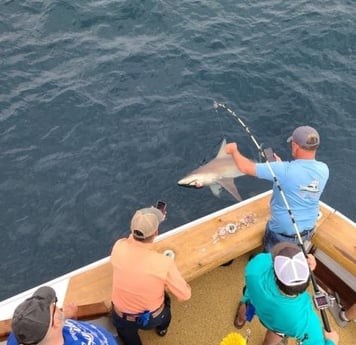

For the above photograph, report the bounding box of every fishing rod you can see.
[213,101,331,332]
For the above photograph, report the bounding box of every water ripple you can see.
[1,0,356,300]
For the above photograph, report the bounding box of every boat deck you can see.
[140,251,356,345]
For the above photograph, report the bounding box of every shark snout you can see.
[177,178,203,189]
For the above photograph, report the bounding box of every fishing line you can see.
[213,101,331,332]
[216,103,229,143]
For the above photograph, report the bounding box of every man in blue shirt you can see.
[7,286,118,345]
[225,126,329,252]
[234,242,339,345]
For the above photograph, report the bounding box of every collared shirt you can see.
[111,235,191,313]
[256,159,329,235]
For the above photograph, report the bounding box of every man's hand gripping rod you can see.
[214,101,331,332]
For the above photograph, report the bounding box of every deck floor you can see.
[139,250,356,345]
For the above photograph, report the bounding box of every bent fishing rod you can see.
[213,101,331,332]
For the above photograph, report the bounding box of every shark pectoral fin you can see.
[218,178,243,201]
[209,184,224,198]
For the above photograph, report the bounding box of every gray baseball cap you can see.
[131,207,164,240]
[287,126,320,149]
[12,286,57,345]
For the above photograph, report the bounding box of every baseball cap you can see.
[130,207,164,240]
[272,242,310,286]
[286,126,320,149]
[12,286,57,345]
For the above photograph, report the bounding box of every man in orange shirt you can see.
[110,206,191,345]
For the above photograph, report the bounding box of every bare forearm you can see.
[229,148,256,176]
[225,142,256,175]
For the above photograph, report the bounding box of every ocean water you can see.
[1,0,355,301]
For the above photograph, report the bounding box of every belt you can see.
[278,229,314,239]
[114,303,165,322]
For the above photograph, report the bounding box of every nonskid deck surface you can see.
[140,253,356,345]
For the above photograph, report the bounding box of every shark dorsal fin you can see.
[216,139,228,158]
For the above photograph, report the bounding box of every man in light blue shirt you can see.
[226,126,329,252]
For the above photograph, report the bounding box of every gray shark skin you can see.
[177,139,245,201]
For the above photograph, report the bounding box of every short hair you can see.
[275,272,310,295]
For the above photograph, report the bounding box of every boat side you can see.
[0,190,272,334]
[310,201,356,309]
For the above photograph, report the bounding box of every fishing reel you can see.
[313,292,332,310]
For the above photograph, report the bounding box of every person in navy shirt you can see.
[7,286,118,345]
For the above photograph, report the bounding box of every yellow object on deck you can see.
[220,332,247,345]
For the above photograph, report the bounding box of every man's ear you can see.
[53,311,64,329]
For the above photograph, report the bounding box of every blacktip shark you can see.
[177,139,245,201]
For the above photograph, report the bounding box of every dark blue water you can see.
[1,0,355,301]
